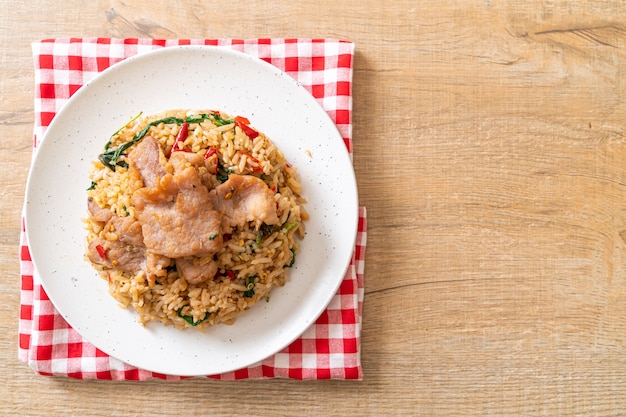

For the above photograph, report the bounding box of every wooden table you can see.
[2,1,626,415]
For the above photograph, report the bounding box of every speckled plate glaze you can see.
[24,46,358,376]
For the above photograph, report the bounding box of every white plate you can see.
[24,46,358,376]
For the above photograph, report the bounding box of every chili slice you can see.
[234,116,259,140]
[204,146,219,174]
[95,244,107,260]
[236,150,264,173]
[170,122,189,155]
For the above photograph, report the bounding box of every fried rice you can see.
[84,109,307,330]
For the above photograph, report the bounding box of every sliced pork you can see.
[87,197,113,223]
[209,174,279,233]
[175,257,218,285]
[109,214,144,247]
[128,135,168,188]
[86,214,146,274]
[130,137,223,259]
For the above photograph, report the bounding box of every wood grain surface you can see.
[2,0,626,415]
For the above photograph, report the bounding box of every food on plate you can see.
[84,110,307,329]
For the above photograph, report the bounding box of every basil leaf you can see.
[288,248,296,267]
[210,112,234,126]
[176,307,210,327]
[99,113,214,171]
[242,276,256,298]
[282,221,299,234]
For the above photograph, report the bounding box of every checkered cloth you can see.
[18,38,367,380]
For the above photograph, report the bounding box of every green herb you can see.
[209,112,234,126]
[255,223,275,246]
[99,113,215,171]
[242,276,256,298]
[122,205,130,217]
[282,221,299,233]
[106,111,144,150]
[216,160,233,183]
[87,181,97,191]
[288,248,296,267]
[209,232,219,241]
[176,307,211,327]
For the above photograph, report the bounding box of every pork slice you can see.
[108,215,144,247]
[86,216,176,284]
[87,236,145,274]
[87,238,146,274]
[132,148,223,258]
[86,214,146,273]
[143,251,173,286]
[146,251,172,271]
[170,150,204,170]
[175,257,218,285]
[128,136,168,188]
[209,174,279,233]
[87,197,113,223]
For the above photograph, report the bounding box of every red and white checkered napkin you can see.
[18,38,367,380]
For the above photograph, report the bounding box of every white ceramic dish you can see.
[24,46,358,376]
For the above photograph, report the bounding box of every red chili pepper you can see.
[234,116,259,140]
[95,244,107,260]
[203,146,218,174]
[226,270,236,280]
[171,122,189,155]
[223,233,232,242]
[204,147,217,160]
[236,150,264,173]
